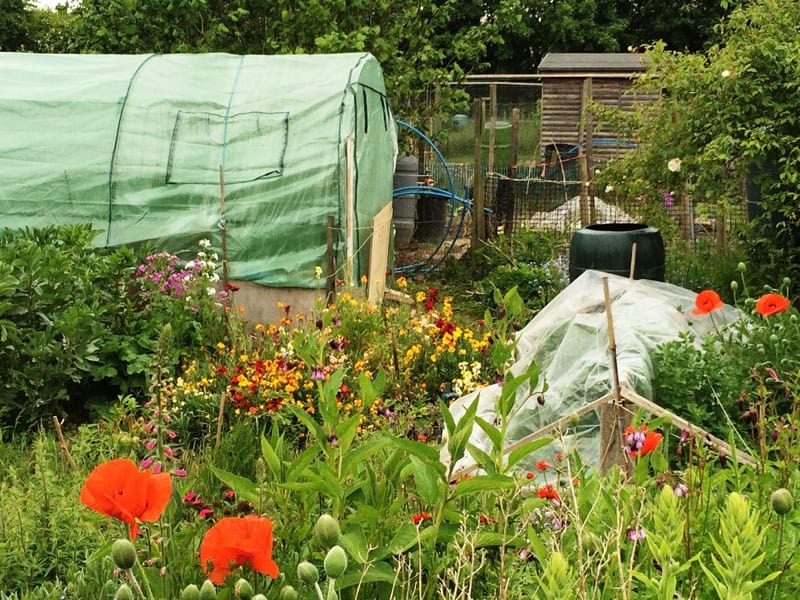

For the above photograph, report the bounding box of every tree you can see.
[596,0,800,281]
[0,0,33,50]
[68,0,500,134]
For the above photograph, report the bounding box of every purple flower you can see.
[674,483,689,497]
[626,527,646,542]
[662,191,675,209]
[311,367,326,381]
[625,428,647,455]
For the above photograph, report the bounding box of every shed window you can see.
[166,110,288,184]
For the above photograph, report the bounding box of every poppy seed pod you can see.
[234,578,253,600]
[324,545,348,579]
[180,584,200,600]
[115,584,134,600]
[315,513,342,547]
[199,580,217,600]
[278,586,299,600]
[111,538,137,570]
[580,530,601,553]
[297,561,319,584]
[771,488,794,516]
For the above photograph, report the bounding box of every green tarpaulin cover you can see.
[0,52,397,288]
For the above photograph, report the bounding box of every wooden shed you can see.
[537,53,652,165]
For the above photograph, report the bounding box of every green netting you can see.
[0,52,397,288]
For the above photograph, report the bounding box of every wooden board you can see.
[367,202,393,306]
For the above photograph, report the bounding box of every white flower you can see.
[667,158,682,173]
[605,185,614,193]
[185,260,195,270]
[209,273,220,282]
[207,287,217,296]
[721,69,731,78]
[199,239,211,249]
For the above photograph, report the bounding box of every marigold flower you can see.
[691,290,724,316]
[80,458,172,539]
[755,293,791,317]
[199,515,280,584]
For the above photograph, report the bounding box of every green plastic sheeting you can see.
[0,52,397,288]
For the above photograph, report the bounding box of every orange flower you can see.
[199,515,280,584]
[80,458,172,539]
[537,484,560,502]
[691,290,724,316]
[755,293,791,317]
[639,431,663,457]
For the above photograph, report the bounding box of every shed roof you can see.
[537,53,647,75]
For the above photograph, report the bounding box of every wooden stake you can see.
[629,242,638,281]
[218,165,229,289]
[471,98,485,267]
[215,392,227,451]
[52,416,77,470]
[326,215,336,302]
[600,277,628,474]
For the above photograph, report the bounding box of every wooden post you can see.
[488,84,497,174]
[507,107,520,235]
[218,165,229,289]
[578,78,595,227]
[471,98,485,266]
[326,215,336,302]
[680,181,693,242]
[599,277,629,474]
[345,135,355,286]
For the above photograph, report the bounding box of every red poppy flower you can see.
[639,431,663,457]
[535,460,550,471]
[755,293,791,317]
[80,458,172,539]
[199,515,280,584]
[691,290,724,316]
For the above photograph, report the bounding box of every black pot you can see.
[569,223,665,282]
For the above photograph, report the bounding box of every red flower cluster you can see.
[411,510,432,525]
[423,287,440,312]
[693,289,792,318]
[537,484,560,502]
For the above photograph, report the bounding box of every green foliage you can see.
[68,0,499,137]
[596,0,800,285]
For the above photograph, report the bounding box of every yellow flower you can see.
[315,265,323,280]
[396,276,408,289]
[216,342,226,350]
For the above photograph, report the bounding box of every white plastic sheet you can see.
[442,269,739,473]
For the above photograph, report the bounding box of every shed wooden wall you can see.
[540,76,656,164]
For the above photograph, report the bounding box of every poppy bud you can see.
[181,585,201,600]
[536,394,545,406]
[199,580,217,600]
[297,561,319,584]
[278,586,299,600]
[580,530,601,553]
[771,488,794,516]
[730,280,738,292]
[324,545,348,579]
[737,262,746,272]
[234,578,253,600]
[115,584,134,600]
[315,513,341,547]
[111,538,137,570]
[253,596,268,600]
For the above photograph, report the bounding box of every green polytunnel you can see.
[0,51,398,288]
